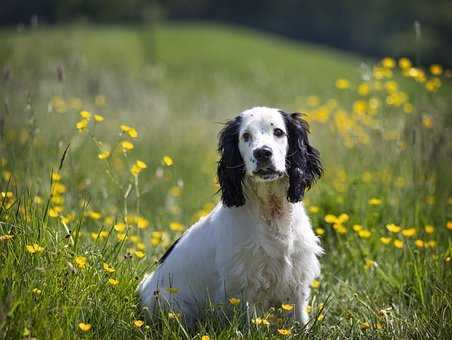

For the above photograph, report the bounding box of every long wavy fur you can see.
[281,112,323,203]
[217,116,246,207]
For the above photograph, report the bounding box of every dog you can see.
[138,106,323,325]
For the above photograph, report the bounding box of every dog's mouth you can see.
[253,168,284,180]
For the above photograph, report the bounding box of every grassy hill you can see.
[0,23,451,339]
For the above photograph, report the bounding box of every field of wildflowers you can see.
[0,23,451,339]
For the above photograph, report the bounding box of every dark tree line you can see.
[1,0,451,66]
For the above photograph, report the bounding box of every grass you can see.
[0,22,451,339]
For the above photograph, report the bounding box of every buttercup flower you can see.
[386,224,401,233]
[162,155,174,166]
[281,303,294,311]
[311,279,320,289]
[103,263,116,273]
[277,328,292,336]
[108,278,119,286]
[133,320,144,328]
[26,243,44,254]
[393,239,404,249]
[228,297,240,305]
[75,256,88,269]
[78,322,92,332]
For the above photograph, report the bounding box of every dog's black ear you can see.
[217,116,246,207]
[282,112,323,203]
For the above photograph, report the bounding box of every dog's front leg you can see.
[295,283,310,325]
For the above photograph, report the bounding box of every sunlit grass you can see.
[0,23,451,339]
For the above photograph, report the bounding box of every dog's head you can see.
[217,107,322,207]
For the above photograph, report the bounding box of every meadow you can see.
[0,23,451,339]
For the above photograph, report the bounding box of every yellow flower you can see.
[401,228,416,237]
[358,229,372,239]
[335,78,350,89]
[169,222,184,232]
[52,182,66,195]
[201,336,210,340]
[121,140,134,152]
[162,155,174,166]
[133,320,144,328]
[430,64,443,76]
[357,83,370,96]
[364,259,376,270]
[422,115,433,128]
[399,57,412,69]
[87,210,102,220]
[380,237,391,245]
[134,250,145,259]
[228,297,240,305]
[368,198,382,206]
[75,256,88,269]
[26,243,44,254]
[277,328,292,336]
[315,228,325,236]
[80,110,91,119]
[382,57,396,69]
[311,279,320,289]
[90,231,109,240]
[98,151,110,160]
[0,234,13,241]
[360,321,371,331]
[168,312,180,319]
[103,263,116,273]
[128,128,138,138]
[353,100,368,114]
[386,224,401,233]
[78,322,92,332]
[108,278,119,286]
[324,213,349,224]
[308,206,320,214]
[393,239,404,249]
[426,240,437,248]
[252,317,263,325]
[32,288,42,294]
[353,224,363,232]
[281,303,294,311]
[130,164,141,176]
[120,124,131,133]
[446,221,452,230]
[114,223,126,233]
[76,119,88,132]
[34,195,43,204]
[117,233,127,241]
[51,171,61,181]
[137,217,150,230]
[136,160,147,169]
[166,287,179,295]
[324,214,337,223]
[94,114,104,122]
[415,239,425,248]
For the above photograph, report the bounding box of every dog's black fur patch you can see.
[281,111,323,202]
[217,116,246,207]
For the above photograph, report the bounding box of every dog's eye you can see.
[274,128,285,137]
[242,132,251,142]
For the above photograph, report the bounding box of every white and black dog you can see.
[138,106,323,325]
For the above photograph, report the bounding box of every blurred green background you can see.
[1,0,451,66]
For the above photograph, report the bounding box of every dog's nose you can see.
[253,146,273,162]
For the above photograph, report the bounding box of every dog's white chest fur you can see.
[227,228,298,307]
